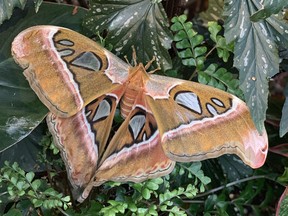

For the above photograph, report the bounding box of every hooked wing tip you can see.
[242,129,268,169]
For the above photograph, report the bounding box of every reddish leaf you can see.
[269,144,288,157]
[276,187,288,216]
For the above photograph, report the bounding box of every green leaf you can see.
[0,0,26,25]
[16,180,27,190]
[251,0,288,22]
[152,177,163,185]
[218,155,252,182]
[148,205,158,215]
[280,84,288,137]
[3,208,22,216]
[61,196,70,202]
[277,187,288,216]
[170,22,183,31]
[278,167,288,184]
[207,22,234,62]
[25,172,34,183]
[17,190,25,196]
[0,123,47,173]
[205,194,218,211]
[223,0,288,132]
[34,0,43,12]
[0,2,86,152]
[10,176,18,185]
[142,188,151,200]
[146,181,159,191]
[208,22,221,41]
[100,200,127,215]
[199,0,224,25]
[171,14,206,70]
[83,0,172,71]
[0,0,45,25]
[33,199,43,208]
[189,162,211,185]
[198,64,243,98]
[31,179,41,190]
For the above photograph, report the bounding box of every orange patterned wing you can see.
[79,93,175,202]
[46,90,122,190]
[12,26,129,117]
[145,74,268,168]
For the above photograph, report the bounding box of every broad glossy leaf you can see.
[198,0,224,24]
[34,0,43,12]
[251,0,288,22]
[0,0,26,25]
[83,0,172,70]
[0,123,47,172]
[3,208,22,216]
[223,0,288,132]
[280,85,288,137]
[0,3,86,151]
[218,155,252,182]
[0,0,44,25]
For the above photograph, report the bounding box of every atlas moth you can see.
[11,25,268,202]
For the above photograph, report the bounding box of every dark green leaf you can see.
[0,123,47,172]
[199,0,224,24]
[280,84,288,137]
[0,0,45,25]
[84,0,172,70]
[251,0,288,22]
[218,155,253,182]
[33,199,43,208]
[3,208,22,216]
[0,0,26,25]
[223,0,288,132]
[0,2,86,151]
[205,194,218,211]
[34,0,43,12]
[278,168,288,184]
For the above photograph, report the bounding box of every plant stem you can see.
[57,207,70,216]
[205,45,216,58]
[183,175,278,202]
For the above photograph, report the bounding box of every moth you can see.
[12,26,268,202]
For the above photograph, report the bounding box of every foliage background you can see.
[0,0,288,215]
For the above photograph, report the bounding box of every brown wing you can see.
[79,95,175,202]
[47,89,122,190]
[12,25,129,117]
[145,75,268,169]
